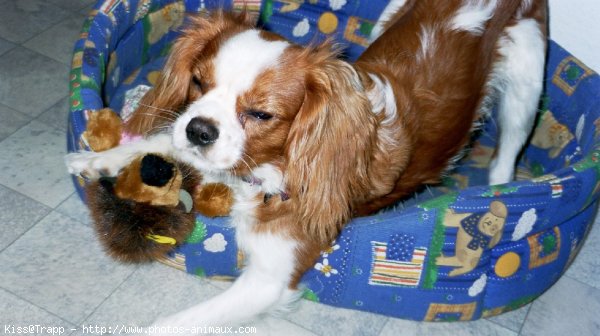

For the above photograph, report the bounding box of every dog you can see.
[66,0,547,331]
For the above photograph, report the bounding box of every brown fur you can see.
[353,0,543,214]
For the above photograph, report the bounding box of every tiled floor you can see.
[1,1,599,335]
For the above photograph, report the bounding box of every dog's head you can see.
[126,12,379,243]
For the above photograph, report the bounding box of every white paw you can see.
[65,151,123,180]
[488,158,513,185]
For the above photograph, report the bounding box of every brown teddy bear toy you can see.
[82,108,233,262]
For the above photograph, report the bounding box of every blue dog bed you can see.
[67,0,600,321]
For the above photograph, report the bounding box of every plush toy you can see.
[82,108,233,262]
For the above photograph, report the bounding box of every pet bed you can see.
[67,0,600,321]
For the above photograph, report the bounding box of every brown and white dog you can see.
[66,0,547,330]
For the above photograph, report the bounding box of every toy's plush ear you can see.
[114,154,182,207]
[82,108,123,151]
[193,183,234,217]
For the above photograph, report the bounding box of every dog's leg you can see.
[65,133,174,179]
[149,232,300,334]
[488,18,546,185]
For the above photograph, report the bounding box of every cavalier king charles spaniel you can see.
[67,0,547,331]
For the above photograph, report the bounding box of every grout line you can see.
[483,304,531,335]
[0,41,17,57]
[0,197,52,255]
[0,54,69,118]
[0,112,36,144]
[21,36,78,68]
[52,191,92,227]
[564,273,600,292]
[17,5,84,48]
[76,264,141,325]
[375,318,391,336]
[480,303,532,335]
[517,302,533,336]
[48,1,97,13]
[370,317,390,336]
[0,287,76,328]
[0,169,73,208]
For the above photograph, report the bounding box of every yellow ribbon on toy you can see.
[146,234,177,245]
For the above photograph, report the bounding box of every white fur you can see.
[251,163,285,194]
[172,29,289,172]
[150,232,299,333]
[366,73,397,126]
[370,0,408,40]
[450,0,498,35]
[418,24,438,61]
[150,168,299,334]
[488,18,545,184]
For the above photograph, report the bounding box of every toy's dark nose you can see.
[186,117,219,146]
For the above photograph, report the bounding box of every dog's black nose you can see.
[186,117,219,146]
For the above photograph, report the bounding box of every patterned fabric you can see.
[368,240,427,287]
[259,0,391,61]
[460,214,492,250]
[67,0,600,321]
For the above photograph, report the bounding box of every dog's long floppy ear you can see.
[124,21,202,136]
[125,11,253,135]
[284,52,378,246]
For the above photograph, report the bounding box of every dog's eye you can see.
[246,110,273,121]
[191,76,207,93]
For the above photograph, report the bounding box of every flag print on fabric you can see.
[368,234,427,287]
[233,0,261,11]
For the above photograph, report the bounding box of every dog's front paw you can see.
[65,151,121,180]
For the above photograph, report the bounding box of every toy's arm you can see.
[65,133,174,180]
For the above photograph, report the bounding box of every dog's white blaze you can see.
[214,30,289,95]
[172,29,289,172]
[450,0,498,35]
